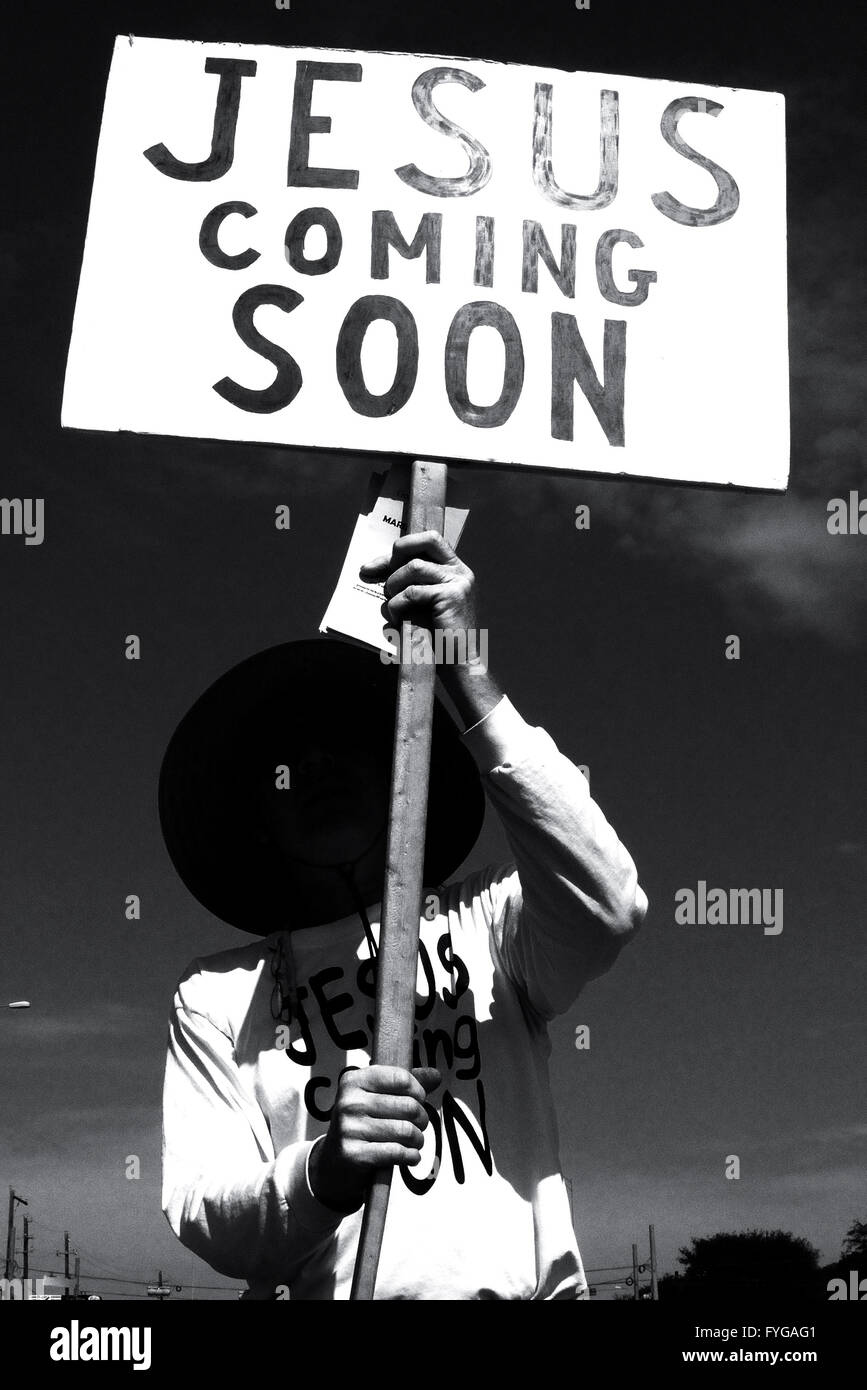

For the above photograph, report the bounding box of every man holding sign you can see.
[159,530,648,1299]
[58,30,782,1301]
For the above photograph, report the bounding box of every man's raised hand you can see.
[360,530,478,636]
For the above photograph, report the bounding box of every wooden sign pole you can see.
[349,458,448,1301]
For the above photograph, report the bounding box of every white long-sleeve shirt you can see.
[161,696,648,1300]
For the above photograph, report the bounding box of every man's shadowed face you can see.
[259,727,392,870]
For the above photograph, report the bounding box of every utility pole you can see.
[57,1231,71,1298]
[148,1268,171,1301]
[4,1189,14,1279]
[73,1252,81,1299]
[22,1215,31,1280]
[632,1242,640,1301]
[5,1188,27,1279]
[649,1223,659,1301]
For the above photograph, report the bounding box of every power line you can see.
[28,1265,241,1293]
[34,1227,154,1284]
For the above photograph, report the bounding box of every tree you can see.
[820,1215,867,1293]
[658,1229,823,1301]
[841,1218,867,1264]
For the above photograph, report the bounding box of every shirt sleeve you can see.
[461,696,648,1019]
[161,974,344,1286]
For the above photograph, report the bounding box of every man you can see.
[159,531,648,1299]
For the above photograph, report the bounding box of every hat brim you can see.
[158,639,485,933]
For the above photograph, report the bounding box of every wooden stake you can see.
[349,458,448,1301]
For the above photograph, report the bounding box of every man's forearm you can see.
[437,657,503,731]
[450,692,648,1016]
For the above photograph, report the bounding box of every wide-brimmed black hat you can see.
[158,639,485,934]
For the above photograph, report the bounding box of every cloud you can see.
[568,479,866,645]
[6,1000,154,1043]
[804,1016,867,1041]
[804,1123,867,1147]
[572,1162,864,1272]
[835,841,867,866]
[514,74,867,648]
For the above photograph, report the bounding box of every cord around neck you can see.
[337,861,378,960]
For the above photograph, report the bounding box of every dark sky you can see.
[1,0,865,1299]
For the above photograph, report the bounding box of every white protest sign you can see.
[62,36,789,489]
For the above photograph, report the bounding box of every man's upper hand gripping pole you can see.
[360,530,503,730]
